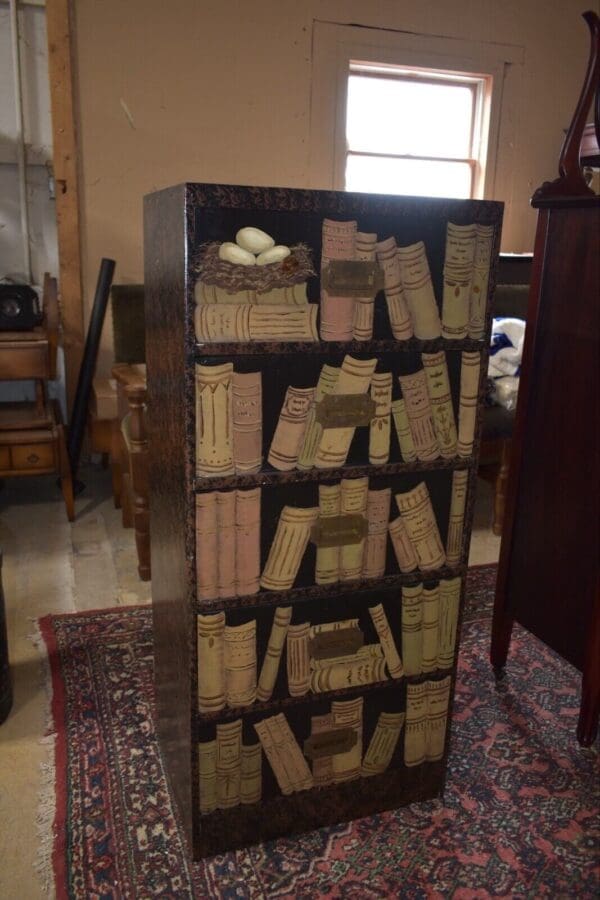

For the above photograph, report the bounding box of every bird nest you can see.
[194,242,315,294]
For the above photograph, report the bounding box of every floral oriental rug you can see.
[37,565,599,899]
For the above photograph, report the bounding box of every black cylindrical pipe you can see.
[0,553,12,725]
[67,258,116,480]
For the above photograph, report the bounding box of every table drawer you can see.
[0,342,49,380]
[11,443,55,470]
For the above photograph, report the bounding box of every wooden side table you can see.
[0,275,75,521]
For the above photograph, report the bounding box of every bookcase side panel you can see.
[144,184,194,846]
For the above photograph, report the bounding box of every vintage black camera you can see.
[0,284,43,331]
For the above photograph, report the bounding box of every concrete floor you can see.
[0,467,499,899]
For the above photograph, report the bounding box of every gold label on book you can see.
[315,394,376,428]
[310,514,368,548]
[322,260,384,297]
[303,728,358,759]
[309,627,364,660]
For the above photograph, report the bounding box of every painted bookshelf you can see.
[144,183,502,858]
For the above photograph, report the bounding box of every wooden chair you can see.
[111,364,150,580]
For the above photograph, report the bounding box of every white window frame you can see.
[345,62,491,198]
[309,22,523,206]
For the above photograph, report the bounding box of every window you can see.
[344,63,491,199]
[309,22,523,211]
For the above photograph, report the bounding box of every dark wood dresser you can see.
[491,10,599,746]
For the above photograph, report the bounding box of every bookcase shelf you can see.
[194,666,454,726]
[194,563,467,613]
[194,455,474,493]
[144,182,502,858]
[194,337,485,358]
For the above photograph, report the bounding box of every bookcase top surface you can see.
[149,181,504,220]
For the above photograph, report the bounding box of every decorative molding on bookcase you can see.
[194,337,485,359]
[193,757,446,856]
[195,456,474,492]
[194,564,466,613]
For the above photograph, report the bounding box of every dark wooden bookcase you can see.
[144,183,503,858]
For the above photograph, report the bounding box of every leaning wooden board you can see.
[143,184,503,858]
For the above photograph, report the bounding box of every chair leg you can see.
[133,496,151,581]
[56,422,75,522]
[111,422,123,508]
[121,473,133,528]
[493,439,511,536]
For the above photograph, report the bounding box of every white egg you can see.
[236,227,275,254]
[256,245,291,266]
[218,242,256,266]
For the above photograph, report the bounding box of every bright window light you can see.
[344,64,490,199]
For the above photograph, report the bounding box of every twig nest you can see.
[218,242,256,266]
[256,245,291,266]
[236,227,275,254]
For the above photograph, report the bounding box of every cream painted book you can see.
[260,505,319,591]
[426,676,452,761]
[309,645,386,693]
[402,583,423,676]
[446,469,468,566]
[361,711,405,777]
[391,399,417,463]
[389,515,418,573]
[368,603,403,678]
[316,483,341,584]
[315,355,377,469]
[353,231,378,340]
[268,386,315,471]
[235,487,261,597]
[395,482,446,572]
[468,224,494,340]
[422,351,458,458]
[339,476,369,581]
[331,696,364,783]
[441,222,477,340]
[240,743,262,805]
[437,577,461,669]
[216,719,243,809]
[369,372,392,465]
[457,351,481,457]
[224,620,257,707]
[198,740,218,815]
[297,364,340,469]
[404,681,427,767]
[232,371,262,473]
[421,585,440,673]
[196,362,234,478]
[256,606,292,702]
[216,491,236,598]
[196,492,218,601]
[320,218,357,341]
[375,236,413,340]
[255,714,313,793]
[398,370,439,462]
[195,303,319,342]
[362,488,391,579]
[286,621,311,696]
[396,241,442,340]
[197,611,226,713]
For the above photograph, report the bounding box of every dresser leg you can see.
[492,439,510,536]
[490,612,514,677]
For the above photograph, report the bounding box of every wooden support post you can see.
[46,0,84,417]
